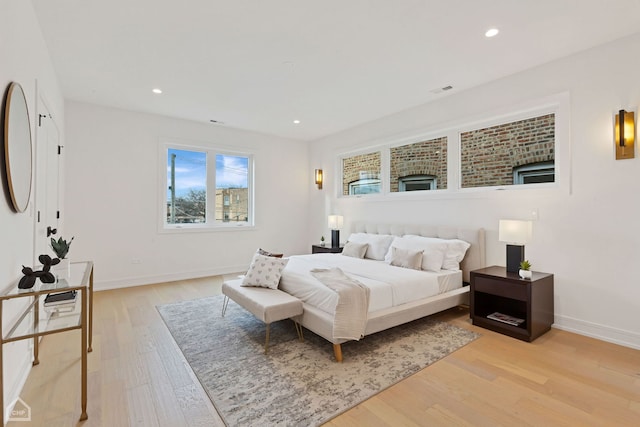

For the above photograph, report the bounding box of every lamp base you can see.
[506,244,524,273]
[331,230,340,248]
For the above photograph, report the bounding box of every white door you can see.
[33,93,61,263]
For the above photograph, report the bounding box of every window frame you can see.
[336,92,570,199]
[513,162,555,184]
[398,175,437,191]
[458,109,557,191]
[159,140,255,233]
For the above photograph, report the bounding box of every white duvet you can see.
[279,254,461,315]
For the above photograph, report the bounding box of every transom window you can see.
[163,145,253,229]
[460,113,555,189]
[513,162,555,184]
[398,175,437,191]
[342,152,381,196]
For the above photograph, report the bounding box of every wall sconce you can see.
[328,215,343,248]
[315,169,323,189]
[499,219,532,273]
[615,109,635,160]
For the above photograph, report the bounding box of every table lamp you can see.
[499,219,532,273]
[328,215,344,248]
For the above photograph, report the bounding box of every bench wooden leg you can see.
[221,295,229,316]
[264,323,270,354]
[333,344,343,363]
[293,320,304,342]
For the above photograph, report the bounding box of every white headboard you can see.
[350,222,486,283]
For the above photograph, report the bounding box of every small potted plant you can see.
[51,236,74,279]
[320,236,326,247]
[519,260,532,279]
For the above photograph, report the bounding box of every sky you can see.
[167,149,248,198]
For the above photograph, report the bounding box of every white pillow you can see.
[241,253,289,289]
[384,236,446,272]
[346,233,394,260]
[341,241,368,258]
[389,247,423,270]
[441,239,471,270]
[403,235,470,271]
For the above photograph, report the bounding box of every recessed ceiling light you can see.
[152,88,162,94]
[485,28,499,38]
[293,120,301,124]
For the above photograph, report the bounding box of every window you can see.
[390,137,447,192]
[513,162,555,184]
[398,175,437,191]
[342,151,381,196]
[460,113,555,189]
[348,173,381,195]
[164,145,252,229]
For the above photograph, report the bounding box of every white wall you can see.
[309,33,640,349]
[64,102,310,290]
[0,0,65,417]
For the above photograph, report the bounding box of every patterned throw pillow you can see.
[241,253,289,289]
[258,248,284,258]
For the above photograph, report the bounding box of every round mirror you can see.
[3,82,33,213]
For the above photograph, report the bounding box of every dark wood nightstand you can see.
[470,266,554,342]
[311,244,344,254]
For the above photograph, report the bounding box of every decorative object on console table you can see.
[51,236,74,279]
[18,254,59,289]
[328,215,343,248]
[498,219,532,273]
[312,244,344,254]
[470,265,554,342]
[320,236,326,246]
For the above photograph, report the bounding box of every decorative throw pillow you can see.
[341,241,368,258]
[258,248,284,258]
[389,247,423,270]
[241,253,289,289]
[384,236,446,272]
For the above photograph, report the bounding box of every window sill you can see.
[159,224,256,234]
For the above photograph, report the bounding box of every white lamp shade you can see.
[328,215,344,230]
[499,219,532,244]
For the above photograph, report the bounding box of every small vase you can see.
[52,258,71,281]
[519,269,532,279]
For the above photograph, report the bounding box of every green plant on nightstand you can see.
[519,260,532,279]
[320,236,326,246]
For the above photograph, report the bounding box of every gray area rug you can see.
[157,295,479,427]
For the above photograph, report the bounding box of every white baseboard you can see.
[4,349,33,422]
[94,265,247,291]
[553,314,640,350]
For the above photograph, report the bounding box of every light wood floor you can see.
[8,276,640,426]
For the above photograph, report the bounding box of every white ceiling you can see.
[31,0,640,141]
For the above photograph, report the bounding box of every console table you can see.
[0,261,94,424]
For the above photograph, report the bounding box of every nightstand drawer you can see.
[474,276,527,300]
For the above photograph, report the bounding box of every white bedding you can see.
[279,253,462,315]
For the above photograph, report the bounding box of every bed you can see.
[279,222,486,362]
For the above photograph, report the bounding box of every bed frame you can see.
[295,222,486,362]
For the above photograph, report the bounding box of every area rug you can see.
[157,295,479,427]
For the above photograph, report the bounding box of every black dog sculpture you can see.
[18,255,61,289]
